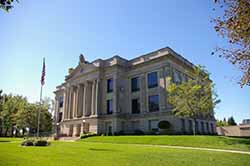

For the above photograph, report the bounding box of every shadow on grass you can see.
[0,140,11,143]
[88,148,121,152]
[218,136,250,146]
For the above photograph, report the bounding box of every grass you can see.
[81,135,250,152]
[0,137,249,166]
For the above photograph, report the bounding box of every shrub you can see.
[21,140,34,146]
[80,132,97,139]
[158,121,171,129]
[34,140,49,146]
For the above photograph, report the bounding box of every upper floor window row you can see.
[107,78,113,93]
[131,77,140,92]
[147,71,158,88]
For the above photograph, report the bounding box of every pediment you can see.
[65,63,98,80]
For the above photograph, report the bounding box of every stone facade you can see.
[54,47,216,136]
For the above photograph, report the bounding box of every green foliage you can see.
[158,121,171,129]
[0,0,18,12]
[0,90,53,136]
[34,140,49,146]
[21,139,34,146]
[216,119,228,127]
[167,66,220,134]
[227,116,237,126]
[213,0,250,87]
[21,139,49,146]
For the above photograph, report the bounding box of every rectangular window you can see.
[181,119,185,133]
[201,121,205,134]
[149,120,159,132]
[206,122,209,133]
[131,77,140,92]
[59,96,64,108]
[189,120,193,134]
[210,123,214,133]
[147,72,158,88]
[148,95,159,112]
[107,99,113,114]
[107,78,113,93]
[132,98,140,114]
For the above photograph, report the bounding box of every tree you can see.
[216,118,228,126]
[0,0,18,12]
[0,94,27,136]
[167,66,220,135]
[212,0,250,87]
[227,116,237,125]
[0,90,4,136]
[0,92,53,137]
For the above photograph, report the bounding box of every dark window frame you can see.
[148,95,160,112]
[107,78,113,93]
[131,77,140,92]
[131,98,140,114]
[107,99,113,114]
[147,72,158,88]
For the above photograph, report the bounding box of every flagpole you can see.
[37,85,43,137]
[37,57,45,137]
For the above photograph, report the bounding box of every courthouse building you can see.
[54,47,216,136]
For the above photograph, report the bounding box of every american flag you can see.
[41,58,46,86]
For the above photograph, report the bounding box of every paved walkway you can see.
[133,144,250,155]
[85,142,250,155]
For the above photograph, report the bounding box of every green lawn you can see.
[0,137,249,166]
[82,135,250,152]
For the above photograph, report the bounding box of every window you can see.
[201,121,205,134]
[181,119,185,133]
[195,121,199,133]
[210,123,214,133]
[189,120,193,134]
[147,72,158,88]
[132,98,140,114]
[107,99,113,114]
[206,122,209,133]
[149,120,159,132]
[148,95,159,112]
[131,77,140,92]
[107,78,113,93]
[59,96,64,108]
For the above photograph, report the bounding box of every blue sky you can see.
[0,0,249,123]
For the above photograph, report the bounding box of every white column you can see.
[74,87,79,118]
[82,83,86,117]
[77,85,82,117]
[91,81,96,115]
[54,97,59,122]
[69,87,73,119]
[65,88,70,119]
[95,79,99,115]
[62,89,66,120]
